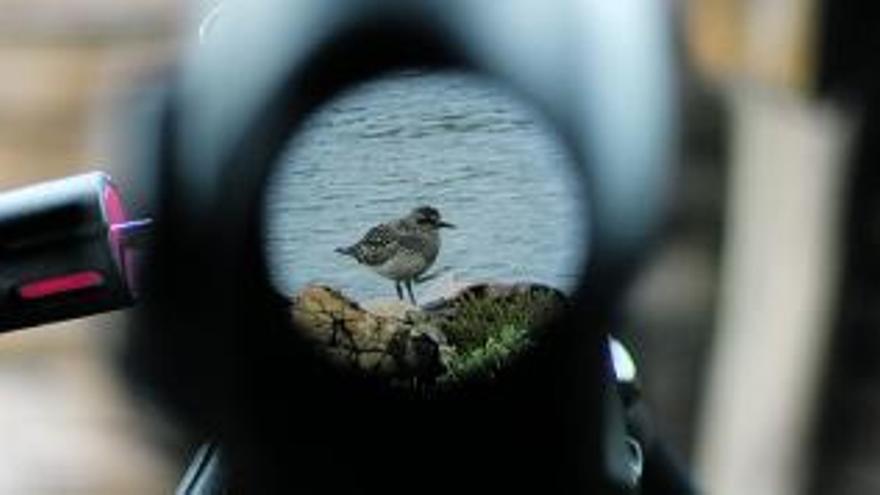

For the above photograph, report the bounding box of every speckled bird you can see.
[335,206,454,305]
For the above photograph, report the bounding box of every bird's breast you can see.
[372,249,432,280]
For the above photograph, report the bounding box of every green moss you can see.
[438,289,562,383]
[440,290,558,351]
[442,324,534,382]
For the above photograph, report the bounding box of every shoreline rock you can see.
[291,285,446,380]
[290,281,567,385]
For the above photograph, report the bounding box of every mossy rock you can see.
[419,282,567,383]
[290,282,566,387]
[420,282,566,350]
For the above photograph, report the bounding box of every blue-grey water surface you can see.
[264,71,588,301]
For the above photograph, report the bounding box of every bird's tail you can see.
[335,245,355,257]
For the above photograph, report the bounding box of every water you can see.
[264,71,588,301]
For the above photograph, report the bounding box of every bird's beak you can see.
[437,221,455,229]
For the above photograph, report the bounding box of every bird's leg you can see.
[414,265,452,284]
[405,279,417,306]
[395,281,404,300]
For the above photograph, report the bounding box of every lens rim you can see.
[141,2,677,491]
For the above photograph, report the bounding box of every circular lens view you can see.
[264,70,586,387]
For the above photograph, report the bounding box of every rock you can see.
[361,298,418,320]
[289,281,567,386]
[290,285,447,381]
[421,281,567,320]
[419,281,568,355]
[427,280,564,304]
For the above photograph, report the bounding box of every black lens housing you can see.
[127,2,677,493]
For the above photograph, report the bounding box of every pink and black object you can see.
[0,172,149,332]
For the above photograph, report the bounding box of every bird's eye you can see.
[262,70,588,388]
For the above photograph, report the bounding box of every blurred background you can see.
[0,0,877,493]
[0,1,181,493]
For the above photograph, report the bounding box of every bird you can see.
[335,206,454,305]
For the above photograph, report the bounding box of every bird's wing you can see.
[396,232,431,253]
[396,232,439,268]
[351,223,400,265]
